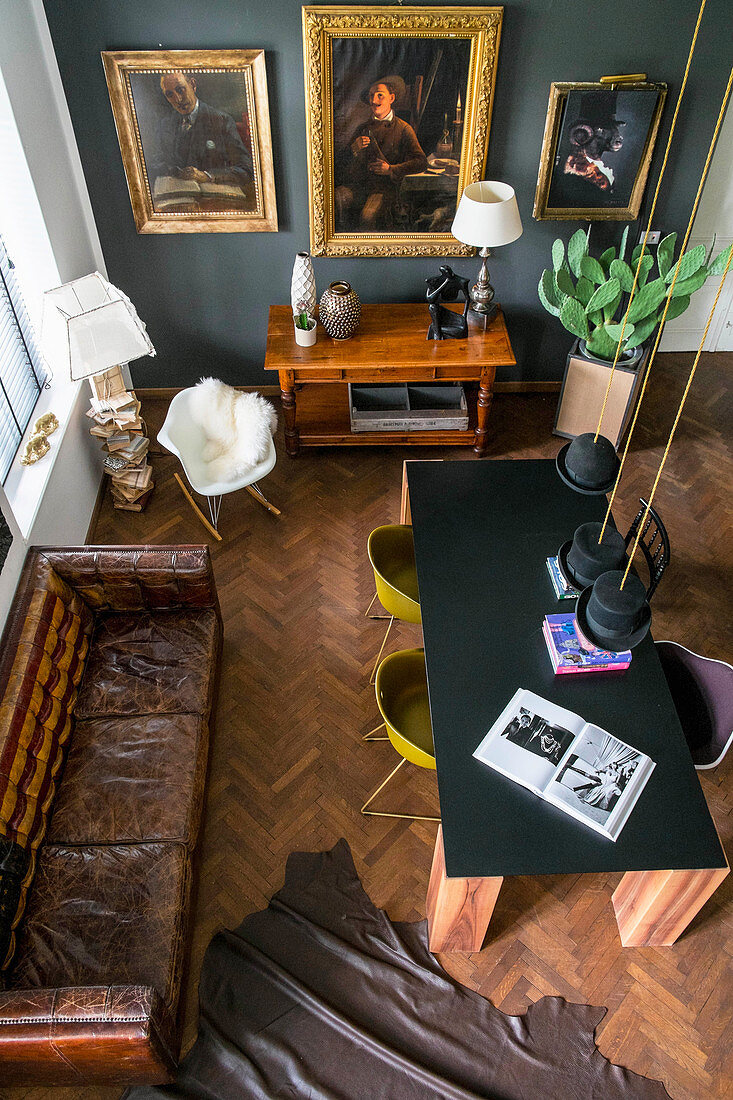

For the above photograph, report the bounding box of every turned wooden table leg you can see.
[473,367,496,456]
[612,863,729,947]
[426,825,502,952]
[280,370,300,457]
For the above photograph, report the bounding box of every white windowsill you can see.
[2,372,85,539]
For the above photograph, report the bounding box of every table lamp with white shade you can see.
[451,181,523,317]
[42,272,157,511]
[42,272,155,384]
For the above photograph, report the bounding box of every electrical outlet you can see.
[639,229,662,245]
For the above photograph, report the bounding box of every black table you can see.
[407,459,728,951]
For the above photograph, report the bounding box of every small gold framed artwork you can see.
[302,6,503,257]
[102,49,278,234]
[533,81,667,221]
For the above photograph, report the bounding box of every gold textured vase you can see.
[319,281,361,340]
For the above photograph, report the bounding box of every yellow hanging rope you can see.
[620,244,733,588]
[598,64,733,544]
[593,0,708,443]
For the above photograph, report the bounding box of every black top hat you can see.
[360,75,406,106]
[556,433,620,495]
[561,522,627,590]
[576,570,651,651]
[576,90,621,128]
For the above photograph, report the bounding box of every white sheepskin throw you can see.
[189,377,277,481]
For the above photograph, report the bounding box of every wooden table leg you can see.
[280,370,300,457]
[472,367,496,456]
[612,864,729,947]
[426,825,502,952]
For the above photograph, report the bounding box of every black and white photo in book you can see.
[500,707,574,767]
[473,688,655,841]
[546,729,644,827]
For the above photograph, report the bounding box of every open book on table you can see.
[473,688,655,841]
[153,176,246,205]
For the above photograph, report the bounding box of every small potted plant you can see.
[293,300,317,347]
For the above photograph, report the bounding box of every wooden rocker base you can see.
[360,758,440,822]
[174,474,222,541]
[174,473,281,538]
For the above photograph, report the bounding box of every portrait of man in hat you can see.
[334,75,428,231]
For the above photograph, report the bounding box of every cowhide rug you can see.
[125,839,669,1099]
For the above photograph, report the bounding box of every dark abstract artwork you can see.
[125,840,668,1100]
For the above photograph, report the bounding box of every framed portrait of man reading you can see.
[533,82,667,221]
[102,49,278,233]
[302,6,503,257]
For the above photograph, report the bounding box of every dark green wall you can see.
[42,0,730,387]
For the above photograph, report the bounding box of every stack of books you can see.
[543,612,631,674]
[87,366,154,511]
[546,556,580,600]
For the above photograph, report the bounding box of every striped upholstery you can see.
[0,562,93,967]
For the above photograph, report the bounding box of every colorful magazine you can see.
[543,613,631,674]
[472,688,655,841]
[546,556,579,600]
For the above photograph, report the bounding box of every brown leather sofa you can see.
[0,545,222,1086]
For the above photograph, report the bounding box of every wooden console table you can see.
[264,303,516,457]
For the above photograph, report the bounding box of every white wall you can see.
[660,98,733,352]
[0,0,106,627]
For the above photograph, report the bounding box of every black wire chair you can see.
[624,498,670,602]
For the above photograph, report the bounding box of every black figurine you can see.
[426,266,470,340]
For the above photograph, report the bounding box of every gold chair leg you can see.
[364,592,390,620]
[369,616,394,684]
[361,758,441,822]
[363,723,389,741]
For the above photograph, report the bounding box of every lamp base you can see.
[469,246,495,315]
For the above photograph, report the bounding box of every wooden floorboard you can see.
[5,351,731,1100]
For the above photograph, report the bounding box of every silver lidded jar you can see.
[319,281,361,340]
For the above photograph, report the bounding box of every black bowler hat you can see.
[560,522,627,590]
[556,433,620,495]
[576,570,651,652]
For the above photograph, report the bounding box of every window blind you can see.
[0,235,47,482]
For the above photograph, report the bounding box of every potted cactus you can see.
[539,227,732,363]
[540,227,732,444]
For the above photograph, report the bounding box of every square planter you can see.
[553,339,648,449]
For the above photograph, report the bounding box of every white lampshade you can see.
[451,181,523,248]
[43,272,155,381]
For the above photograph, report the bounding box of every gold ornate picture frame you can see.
[302,6,503,257]
[102,49,278,234]
[533,81,667,221]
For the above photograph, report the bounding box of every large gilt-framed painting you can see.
[101,49,278,234]
[302,6,503,257]
[533,82,667,221]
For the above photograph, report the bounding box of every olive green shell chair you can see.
[366,525,421,683]
[361,648,440,823]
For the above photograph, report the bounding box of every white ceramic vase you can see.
[291,252,317,317]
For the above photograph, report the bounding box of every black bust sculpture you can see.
[426,266,470,340]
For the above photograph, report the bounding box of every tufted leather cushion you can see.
[9,842,191,1008]
[47,714,209,848]
[41,546,219,613]
[75,609,219,718]
[0,557,94,968]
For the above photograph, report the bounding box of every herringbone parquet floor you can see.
[5,352,731,1100]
